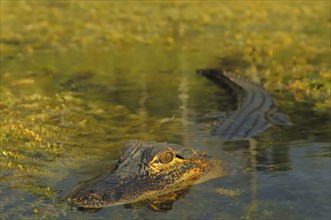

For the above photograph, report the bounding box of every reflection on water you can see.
[123,188,191,213]
[1,46,330,220]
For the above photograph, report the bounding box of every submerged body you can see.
[66,140,222,209]
[198,69,291,141]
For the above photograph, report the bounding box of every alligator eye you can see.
[158,152,174,164]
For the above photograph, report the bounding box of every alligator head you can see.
[65,140,222,209]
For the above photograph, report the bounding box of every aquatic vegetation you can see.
[0,84,183,218]
[1,1,329,113]
[0,86,182,172]
[216,188,240,197]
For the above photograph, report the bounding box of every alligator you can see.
[198,69,291,141]
[66,69,291,210]
[66,140,222,210]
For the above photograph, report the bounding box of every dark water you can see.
[1,45,330,220]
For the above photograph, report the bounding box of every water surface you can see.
[1,43,330,220]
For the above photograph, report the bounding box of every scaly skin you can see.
[198,69,291,141]
[66,140,222,208]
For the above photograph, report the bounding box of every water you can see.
[1,44,330,220]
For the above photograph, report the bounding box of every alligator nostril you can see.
[175,154,184,159]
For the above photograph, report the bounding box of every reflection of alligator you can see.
[198,69,291,141]
[66,140,222,210]
[124,188,191,212]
